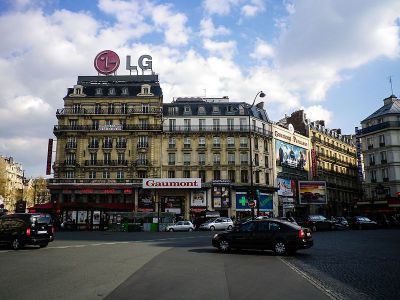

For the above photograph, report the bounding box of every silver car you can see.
[166,221,194,232]
[199,217,234,231]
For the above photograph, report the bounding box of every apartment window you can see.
[198,106,206,115]
[66,153,76,165]
[168,107,179,115]
[184,119,191,131]
[117,153,125,164]
[213,136,220,148]
[95,103,101,114]
[65,171,74,179]
[95,88,103,96]
[213,153,221,165]
[228,153,235,165]
[382,168,388,181]
[369,153,375,166]
[262,124,266,135]
[198,136,206,147]
[168,153,176,165]
[227,137,235,147]
[199,119,206,131]
[184,137,191,148]
[213,170,221,180]
[108,88,115,95]
[379,134,385,146]
[252,119,256,131]
[213,119,220,131]
[380,151,387,163]
[227,119,234,131]
[367,137,373,149]
[69,119,77,128]
[117,171,124,179]
[212,106,220,114]
[198,153,206,165]
[67,136,77,148]
[89,171,96,179]
[228,170,236,183]
[240,153,249,164]
[241,170,248,183]
[168,170,175,178]
[142,103,150,113]
[254,153,259,166]
[90,153,97,164]
[103,170,110,179]
[108,103,115,114]
[121,103,128,114]
[371,170,377,182]
[254,138,259,150]
[139,119,148,130]
[199,170,206,182]
[183,170,191,178]
[169,119,176,131]
[183,153,191,165]
[72,104,81,114]
[92,120,99,130]
[184,106,191,114]
[265,172,270,185]
[255,171,260,184]
[168,136,176,148]
[138,136,148,148]
[265,156,269,168]
[121,87,129,95]
[240,136,248,147]
[240,118,247,131]
[104,153,111,164]
[104,137,112,148]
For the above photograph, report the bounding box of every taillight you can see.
[26,228,31,236]
[298,229,306,238]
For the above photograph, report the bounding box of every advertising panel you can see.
[190,190,207,207]
[46,139,53,175]
[275,140,307,170]
[212,186,230,209]
[162,196,182,214]
[298,181,327,205]
[93,211,101,225]
[355,127,364,182]
[235,192,273,211]
[138,189,154,211]
[77,211,87,224]
[277,178,296,197]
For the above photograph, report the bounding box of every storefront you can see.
[211,180,231,217]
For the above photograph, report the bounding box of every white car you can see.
[166,221,194,232]
[199,217,234,231]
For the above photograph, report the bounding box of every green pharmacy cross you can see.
[239,196,247,206]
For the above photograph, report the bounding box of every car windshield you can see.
[31,214,52,224]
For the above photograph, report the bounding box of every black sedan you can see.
[348,216,378,230]
[212,219,313,255]
[304,215,336,231]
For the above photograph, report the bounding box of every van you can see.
[0,213,55,250]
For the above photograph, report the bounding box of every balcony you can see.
[116,143,127,149]
[63,160,76,166]
[56,106,161,116]
[383,177,389,182]
[162,125,272,137]
[137,143,148,149]
[369,161,375,166]
[65,143,77,149]
[88,143,99,149]
[48,178,141,185]
[368,145,374,150]
[102,143,113,149]
[84,160,128,166]
[381,159,387,164]
[379,142,386,147]
[359,121,400,135]
[183,144,191,149]
[53,124,162,134]
[135,159,149,166]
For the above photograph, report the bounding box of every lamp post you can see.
[248,91,266,219]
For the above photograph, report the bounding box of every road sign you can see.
[248,200,256,208]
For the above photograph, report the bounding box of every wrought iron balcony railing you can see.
[163,125,272,137]
[54,124,162,132]
[56,107,162,116]
[84,160,128,166]
[48,178,142,184]
[359,121,400,135]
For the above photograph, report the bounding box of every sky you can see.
[1,0,400,178]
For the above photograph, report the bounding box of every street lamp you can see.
[248,91,266,219]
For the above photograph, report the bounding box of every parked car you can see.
[199,217,234,231]
[348,216,378,230]
[280,217,298,225]
[333,216,349,230]
[212,219,313,255]
[0,213,55,250]
[304,215,336,231]
[166,221,194,232]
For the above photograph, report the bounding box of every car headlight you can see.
[213,234,219,239]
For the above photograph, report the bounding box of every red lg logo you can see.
[94,50,120,75]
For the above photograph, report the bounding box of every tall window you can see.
[168,170,175,178]
[199,119,206,131]
[240,136,248,147]
[184,119,191,131]
[168,136,176,148]
[369,153,375,165]
[184,153,191,165]
[198,136,206,147]
[65,171,74,179]
[379,134,385,146]
[254,138,259,150]
[168,153,176,165]
[183,170,191,178]
[255,171,260,184]
[108,103,115,114]
[227,136,235,147]
[213,119,220,131]
[73,104,81,114]
[95,103,101,114]
[240,118,247,131]
[380,151,387,163]
[139,119,148,130]
[227,119,234,131]
[92,120,99,130]
[90,153,97,164]
[121,103,128,114]
[265,156,269,168]
[103,170,110,179]
[241,170,248,183]
[382,168,388,180]
[213,136,220,148]
[169,119,176,131]
[117,153,125,164]
[228,153,235,165]
[66,153,75,165]
[371,170,377,182]
[228,170,236,182]
[89,171,96,179]
[184,137,191,148]
[240,153,248,164]
[117,170,124,179]
[254,153,259,166]
[104,137,112,148]
[104,153,111,164]
[213,153,221,165]
[213,170,221,180]
[199,170,206,182]
[265,172,270,185]
[198,153,206,165]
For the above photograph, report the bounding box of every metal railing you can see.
[163,125,272,137]
[54,124,162,132]
[56,107,162,116]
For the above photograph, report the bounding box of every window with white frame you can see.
[379,134,385,145]
[183,153,191,165]
[228,152,235,164]
[168,153,176,165]
[117,170,124,179]
[213,136,220,147]
[103,170,110,179]
[198,153,206,165]
[213,153,221,165]
[168,136,176,148]
[240,153,249,164]
[227,136,235,147]
[213,119,220,131]
[240,136,248,147]
[89,171,96,179]
[198,136,206,147]
[199,119,206,131]
[184,119,191,131]
[65,171,75,179]
[169,119,176,131]
[227,119,234,131]
[184,137,191,148]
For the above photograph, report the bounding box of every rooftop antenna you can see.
[388,75,394,95]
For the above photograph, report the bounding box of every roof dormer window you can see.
[108,88,116,95]
[95,88,103,96]
[121,87,129,95]
[198,106,206,115]
[183,105,192,115]
[69,85,86,97]
[138,84,154,96]
[212,106,220,114]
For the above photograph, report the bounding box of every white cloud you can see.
[203,0,240,16]
[241,0,266,17]
[277,0,400,101]
[203,39,237,59]
[200,18,230,38]
[251,38,274,60]
[303,105,333,125]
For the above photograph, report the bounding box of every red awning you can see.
[31,203,54,209]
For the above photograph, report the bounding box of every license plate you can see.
[38,230,48,234]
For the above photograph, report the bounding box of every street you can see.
[0,229,399,300]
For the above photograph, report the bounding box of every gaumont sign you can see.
[142,178,202,189]
[273,125,309,149]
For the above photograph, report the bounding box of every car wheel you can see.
[273,241,287,256]
[312,225,317,232]
[39,243,48,248]
[188,228,193,232]
[227,225,233,230]
[169,228,174,232]
[218,239,230,252]
[210,226,215,231]
[11,238,21,250]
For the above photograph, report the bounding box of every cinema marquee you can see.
[142,178,202,189]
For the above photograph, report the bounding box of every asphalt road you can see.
[0,228,399,300]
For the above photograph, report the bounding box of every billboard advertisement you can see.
[235,192,273,211]
[277,178,296,197]
[298,181,327,205]
[190,190,207,207]
[275,140,307,170]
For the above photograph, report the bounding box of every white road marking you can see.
[279,257,344,300]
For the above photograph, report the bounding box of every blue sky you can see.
[0,0,400,177]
